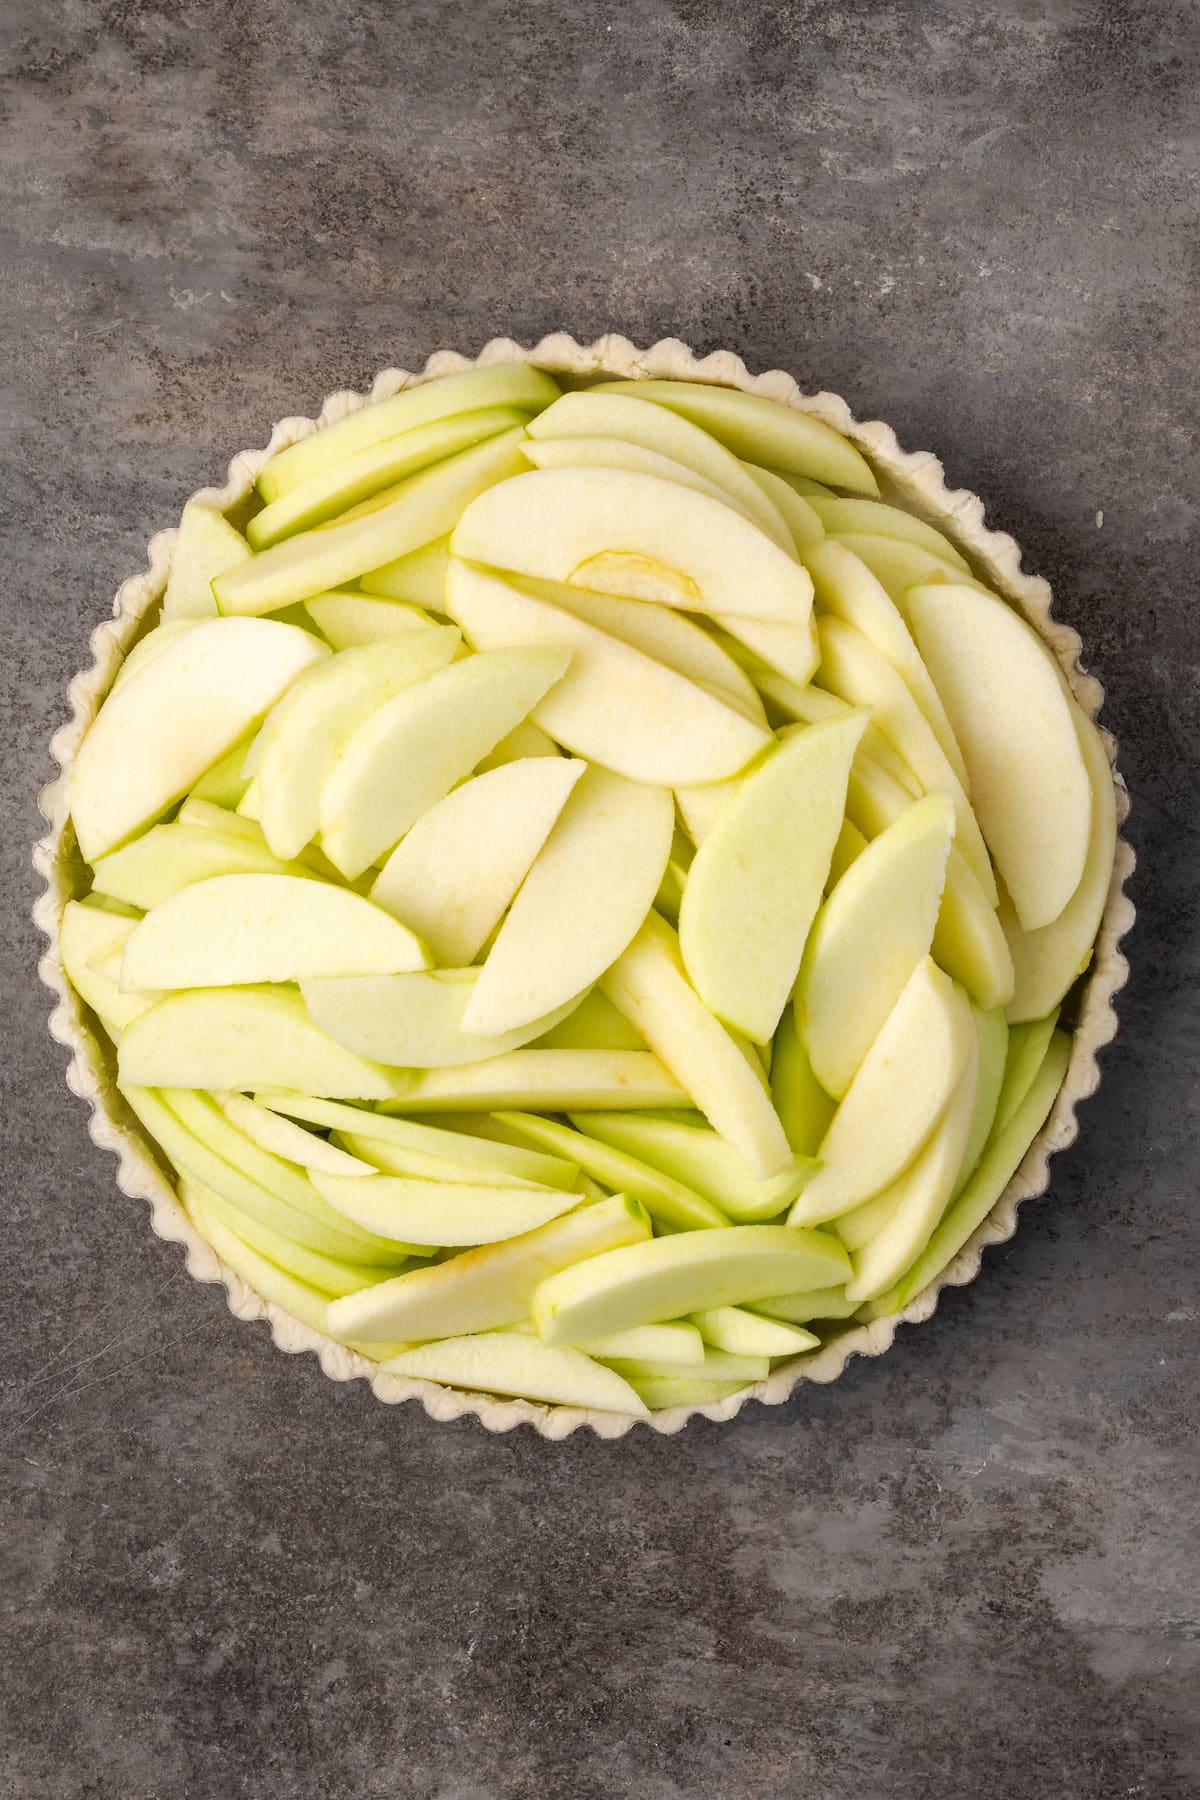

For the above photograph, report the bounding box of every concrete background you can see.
[3,2,1198,1795]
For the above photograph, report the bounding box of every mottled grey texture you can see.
[2,1,1197,1795]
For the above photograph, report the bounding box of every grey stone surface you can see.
[1,1,1197,1794]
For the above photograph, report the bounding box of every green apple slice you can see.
[493,1111,729,1233]
[311,1169,578,1247]
[181,1179,395,1297]
[252,1092,578,1188]
[679,715,869,1044]
[120,874,429,991]
[451,465,814,627]
[807,497,971,571]
[521,433,779,536]
[753,1286,858,1324]
[600,913,791,1178]
[248,407,530,549]
[256,365,560,502]
[801,539,968,782]
[370,756,585,965]
[603,1346,769,1383]
[789,957,975,1224]
[161,501,253,620]
[301,969,577,1067]
[773,472,835,497]
[70,618,328,862]
[360,537,452,607]
[188,737,255,808]
[526,390,794,546]
[216,1091,375,1177]
[461,766,673,1037]
[993,1009,1061,1136]
[381,1330,646,1415]
[319,644,568,879]
[475,718,560,770]
[111,620,202,692]
[564,1321,705,1364]
[304,590,436,648]
[842,1034,979,1302]
[740,463,826,551]
[570,1112,815,1222]
[858,1029,1071,1319]
[327,1192,651,1341]
[589,379,879,495]
[118,986,405,1099]
[832,533,993,605]
[215,430,529,617]
[674,780,739,849]
[955,1006,1009,1197]
[906,583,1092,930]
[514,576,765,722]
[394,1049,689,1112]
[999,706,1117,1018]
[629,1376,751,1409]
[797,793,956,1098]
[89,823,318,911]
[59,902,157,1037]
[826,817,868,889]
[334,1130,558,1190]
[844,757,1014,1010]
[689,1306,818,1357]
[532,1223,851,1345]
[182,1189,336,1336]
[534,989,646,1053]
[443,560,771,786]
[770,1010,836,1155]
[816,615,998,903]
[252,625,460,859]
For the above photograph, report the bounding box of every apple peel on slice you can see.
[380,1330,648,1416]
[568,1111,817,1223]
[310,1170,579,1247]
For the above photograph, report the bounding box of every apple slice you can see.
[689,1306,818,1357]
[118,986,406,1099]
[119,874,430,991]
[394,1049,689,1112]
[807,497,970,571]
[801,539,968,782]
[603,1346,769,1383]
[842,1034,979,1302]
[532,1224,851,1345]
[514,577,765,722]
[570,1111,816,1222]
[993,1009,1061,1137]
[216,1091,375,1177]
[999,706,1117,1016]
[360,537,451,607]
[327,1192,651,1341]
[253,1092,578,1188]
[475,719,560,770]
[599,912,791,1178]
[181,1189,336,1337]
[215,429,529,616]
[256,364,560,502]
[70,617,328,862]
[59,903,157,1037]
[789,957,975,1224]
[451,465,814,627]
[370,757,585,965]
[534,989,646,1052]
[521,433,778,534]
[797,793,956,1098]
[335,1130,560,1190]
[252,625,459,859]
[319,645,568,879]
[769,1010,836,1156]
[248,406,530,549]
[955,1005,1010,1195]
[303,590,435,648]
[494,1111,729,1233]
[188,737,255,809]
[754,1287,857,1324]
[301,968,578,1067]
[589,379,879,494]
[858,1029,1070,1319]
[381,1330,646,1414]
[844,756,1014,1011]
[311,1170,578,1247]
[443,560,770,786]
[526,389,794,546]
[740,464,826,551]
[679,715,869,1043]
[89,823,319,911]
[161,500,253,620]
[832,533,993,606]
[111,621,201,692]
[559,1321,705,1364]
[462,766,673,1037]
[181,1177,394,1297]
[827,817,868,889]
[816,615,998,903]
[906,583,1092,930]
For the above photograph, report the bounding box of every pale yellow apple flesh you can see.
[394,1049,689,1112]
[807,497,971,571]
[301,969,577,1067]
[753,1286,858,1324]
[310,1169,578,1247]
[832,533,993,606]
[797,793,956,1098]
[370,756,585,966]
[954,1005,1010,1197]
[111,620,201,692]
[70,617,328,862]
[534,988,646,1053]
[493,1111,729,1233]
[769,1009,837,1156]
[59,903,157,1037]
[303,590,436,648]
[462,766,674,1037]
[689,1305,818,1357]
[679,714,868,1044]
[319,644,569,879]
[161,500,253,620]
[570,1111,816,1222]
[521,433,775,534]
[89,823,319,911]
[216,1090,376,1177]
[182,1178,395,1297]
[381,1330,647,1415]
[359,537,451,607]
